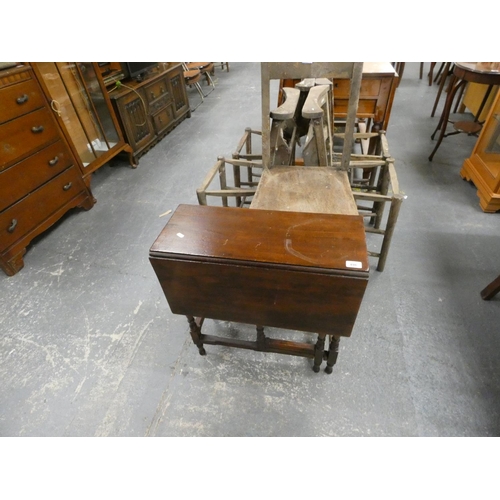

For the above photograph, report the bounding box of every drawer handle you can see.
[8,219,18,233]
[16,94,29,104]
[150,92,155,99]
[31,125,44,133]
[161,87,165,94]
[48,156,59,166]
[63,182,72,191]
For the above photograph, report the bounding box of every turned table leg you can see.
[313,333,326,373]
[187,316,206,355]
[325,335,341,374]
[256,325,266,348]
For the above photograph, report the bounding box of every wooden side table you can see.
[429,62,500,161]
[149,204,369,373]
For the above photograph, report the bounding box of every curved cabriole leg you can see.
[187,316,206,355]
[429,76,465,161]
[313,333,326,373]
[325,335,341,374]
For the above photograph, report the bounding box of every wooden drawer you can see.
[144,77,170,105]
[0,140,73,212]
[333,78,382,98]
[149,94,171,114]
[0,78,45,124]
[0,107,60,169]
[334,98,377,118]
[152,104,175,134]
[0,165,86,253]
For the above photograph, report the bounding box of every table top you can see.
[150,204,369,275]
[455,62,500,75]
[362,62,397,76]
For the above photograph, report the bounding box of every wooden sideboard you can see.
[108,63,190,164]
[0,64,94,276]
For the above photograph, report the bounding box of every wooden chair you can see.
[187,63,368,373]
[185,62,215,96]
[196,127,264,208]
[197,63,404,272]
[182,63,204,111]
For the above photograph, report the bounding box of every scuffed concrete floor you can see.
[1,62,499,436]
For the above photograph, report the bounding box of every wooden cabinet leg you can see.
[325,335,341,374]
[187,316,206,355]
[1,249,26,277]
[123,144,138,168]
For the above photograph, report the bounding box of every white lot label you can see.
[346,260,362,269]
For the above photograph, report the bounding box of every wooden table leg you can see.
[480,275,500,300]
[313,333,326,372]
[429,75,466,161]
[187,316,206,355]
[256,325,266,348]
[325,335,341,374]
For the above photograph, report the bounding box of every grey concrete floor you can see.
[1,62,499,437]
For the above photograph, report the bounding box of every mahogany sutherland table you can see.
[149,204,369,373]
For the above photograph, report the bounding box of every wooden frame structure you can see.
[197,130,403,272]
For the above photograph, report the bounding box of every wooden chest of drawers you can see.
[0,64,93,276]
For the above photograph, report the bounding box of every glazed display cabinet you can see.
[32,62,134,182]
[461,90,500,212]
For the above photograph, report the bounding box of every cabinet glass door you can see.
[36,62,120,168]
